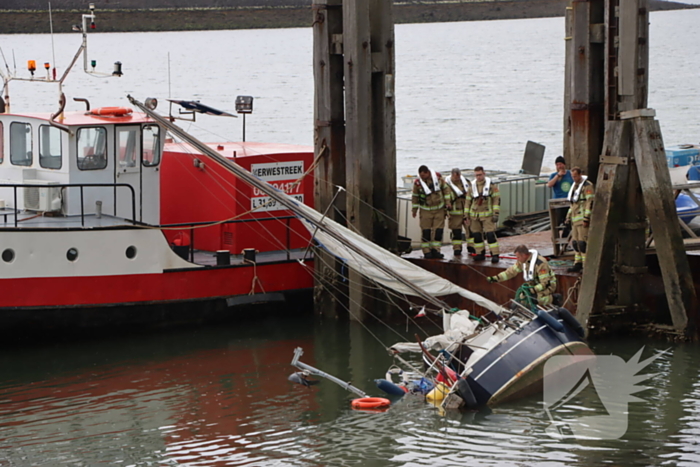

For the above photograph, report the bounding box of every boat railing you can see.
[156,216,299,263]
[0,183,136,228]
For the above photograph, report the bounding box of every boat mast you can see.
[128,96,454,313]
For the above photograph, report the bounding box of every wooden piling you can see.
[568,0,605,181]
[575,0,697,338]
[633,117,697,333]
[313,0,348,319]
[369,0,397,253]
[312,0,397,321]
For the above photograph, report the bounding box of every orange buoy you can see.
[351,397,391,411]
[90,106,133,117]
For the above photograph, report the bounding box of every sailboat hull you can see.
[465,314,593,406]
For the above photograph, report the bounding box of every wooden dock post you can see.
[312,0,396,321]
[574,0,698,338]
[313,0,347,319]
[566,0,605,179]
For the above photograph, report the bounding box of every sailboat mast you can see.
[128,96,453,313]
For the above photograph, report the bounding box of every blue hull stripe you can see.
[465,316,589,406]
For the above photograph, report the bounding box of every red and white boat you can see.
[0,9,314,329]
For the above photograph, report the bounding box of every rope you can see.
[563,276,581,309]
[247,260,266,295]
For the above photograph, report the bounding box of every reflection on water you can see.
[0,316,699,466]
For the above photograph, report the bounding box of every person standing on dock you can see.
[412,165,449,259]
[487,244,558,307]
[468,166,500,263]
[445,168,473,257]
[565,167,595,273]
[547,156,574,240]
[547,156,573,199]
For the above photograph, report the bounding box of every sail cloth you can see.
[293,201,503,314]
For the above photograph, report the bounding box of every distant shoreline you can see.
[1,0,697,34]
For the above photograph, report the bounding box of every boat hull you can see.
[465,314,593,406]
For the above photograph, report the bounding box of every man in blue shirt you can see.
[547,156,574,241]
[547,156,573,198]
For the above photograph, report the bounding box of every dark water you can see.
[0,313,697,466]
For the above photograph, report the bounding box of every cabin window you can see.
[117,127,138,169]
[10,122,32,166]
[0,121,4,164]
[77,127,107,170]
[39,125,62,169]
[142,124,161,167]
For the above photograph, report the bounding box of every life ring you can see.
[90,106,133,117]
[351,397,391,410]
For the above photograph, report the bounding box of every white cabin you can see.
[0,108,162,224]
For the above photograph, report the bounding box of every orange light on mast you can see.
[27,60,36,76]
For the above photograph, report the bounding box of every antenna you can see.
[49,2,57,76]
[0,47,10,77]
[167,52,171,98]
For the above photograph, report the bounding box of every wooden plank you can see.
[616,159,647,306]
[620,109,655,120]
[343,0,375,321]
[569,0,605,181]
[313,0,347,319]
[563,5,573,165]
[634,117,698,333]
[618,0,639,96]
[369,0,397,253]
[577,120,631,332]
[635,0,649,110]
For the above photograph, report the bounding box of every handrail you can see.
[159,215,302,264]
[0,182,136,227]
[0,182,303,262]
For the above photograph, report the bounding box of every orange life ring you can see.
[90,106,133,117]
[351,397,391,410]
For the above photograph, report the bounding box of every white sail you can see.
[293,201,503,314]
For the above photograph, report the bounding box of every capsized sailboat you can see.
[128,96,592,411]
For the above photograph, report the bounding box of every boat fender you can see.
[426,382,450,404]
[456,378,478,410]
[536,309,565,333]
[351,397,391,410]
[555,307,585,338]
[90,106,133,117]
[375,378,408,396]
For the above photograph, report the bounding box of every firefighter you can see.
[468,166,500,263]
[444,168,472,257]
[565,167,595,273]
[412,165,449,259]
[487,244,558,307]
